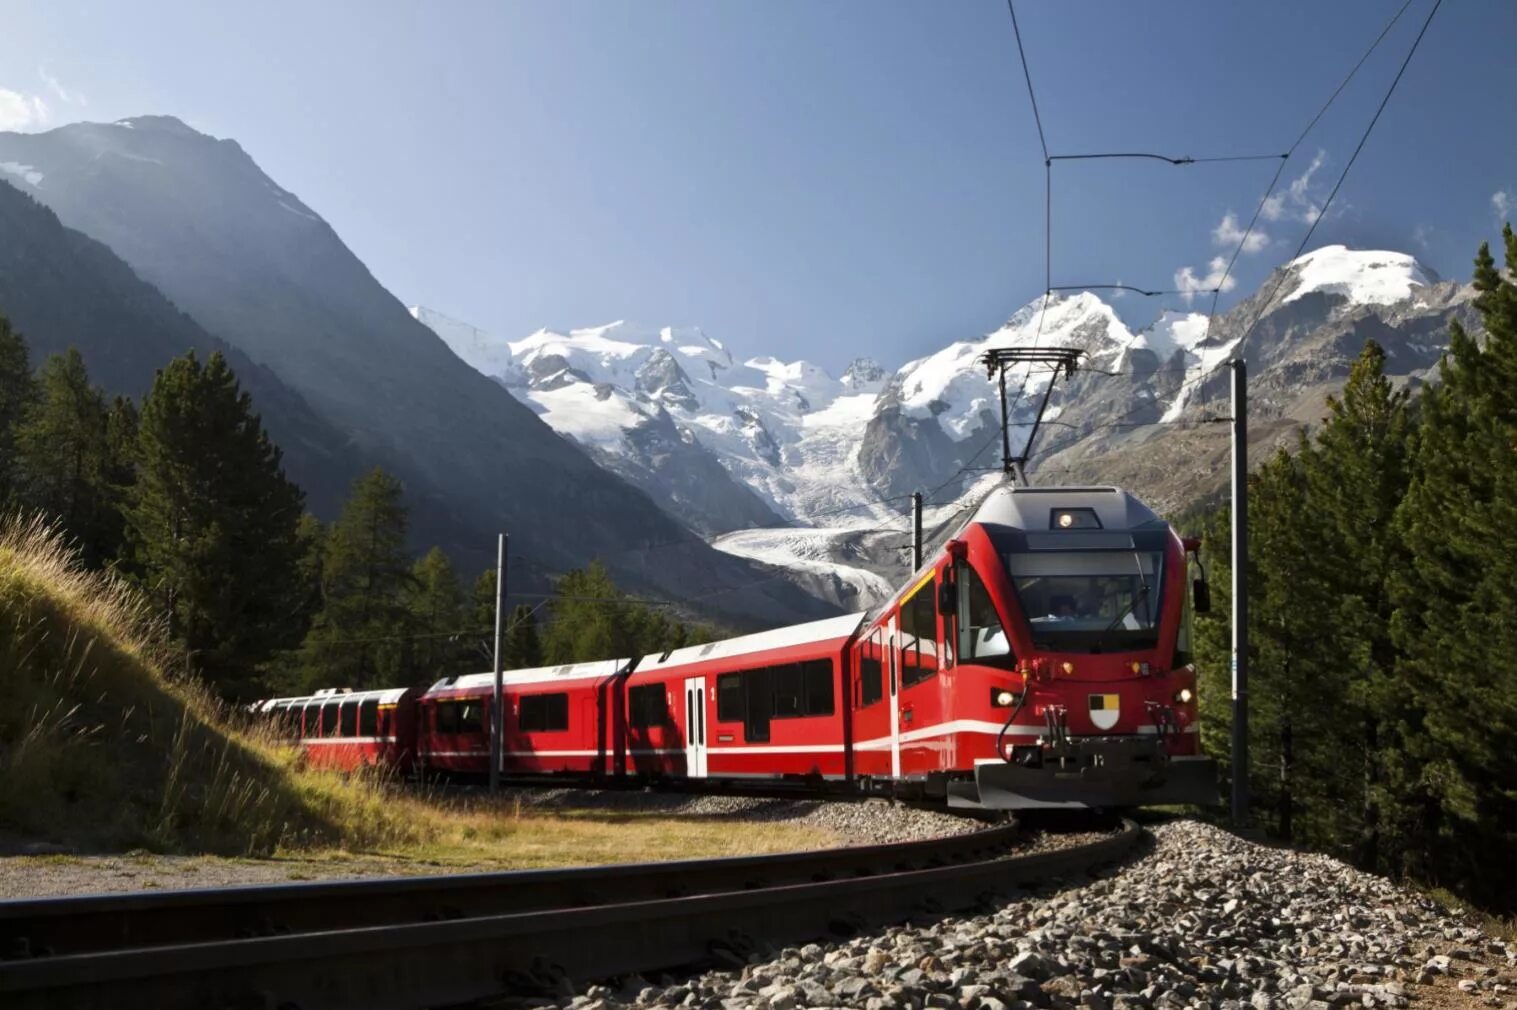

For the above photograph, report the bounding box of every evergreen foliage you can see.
[125,351,306,698]
[15,349,128,567]
[1195,229,1517,914]
[540,560,704,665]
[297,468,415,689]
[503,603,544,670]
[404,546,471,681]
[0,315,35,502]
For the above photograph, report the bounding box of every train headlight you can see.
[1174,687,1194,705]
[994,689,1016,707]
[1060,661,1075,676]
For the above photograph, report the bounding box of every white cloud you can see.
[1262,149,1326,224]
[1212,211,1269,254]
[0,88,49,132]
[37,67,85,107]
[1110,279,1128,300]
[1494,190,1512,221]
[1173,256,1237,302]
[1413,224,1434,250]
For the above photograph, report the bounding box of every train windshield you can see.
[1006,550,1164,653]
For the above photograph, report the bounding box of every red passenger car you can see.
[416,659,629,776]
[254,687,416,772]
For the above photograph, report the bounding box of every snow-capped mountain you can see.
[413,244,1471,608]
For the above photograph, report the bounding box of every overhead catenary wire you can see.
[1232,0,1443,351]
[1201,0,1421,339]
[1046,0,1440,444]
[1049,152,1287,166]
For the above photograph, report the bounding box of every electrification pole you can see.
[1230,359,1249,827]
[912,491,924,570]
[489,533,508,793]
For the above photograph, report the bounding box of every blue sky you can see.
[1,1,1511,372]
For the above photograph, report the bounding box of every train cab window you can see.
[900,581,941,687]
[339,700,358,738]
[717,673,742,722]
[858,630,884,708]
[802,660,835,716]
[434,701,465,735]
[629,684,669,728]
[519,693,569,732]
[359,700,379,737]
[958,564,1015,669]
[320,701,339,737]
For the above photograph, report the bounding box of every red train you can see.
[255,486,1218,809]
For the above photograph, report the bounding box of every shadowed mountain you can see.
[0,118,834,626]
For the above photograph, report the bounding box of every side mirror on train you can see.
[938,579,956,616]
[1193,578,1212,615]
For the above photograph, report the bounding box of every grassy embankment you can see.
[0,517,830,867]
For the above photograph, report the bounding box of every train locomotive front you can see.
[923,485,1218,810]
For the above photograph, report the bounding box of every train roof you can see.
[431,657,631,694]
[635,611,865,676]
[255,686,411,710]
[967,484,1167,533]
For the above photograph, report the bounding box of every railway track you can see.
[0,817,1142,1010]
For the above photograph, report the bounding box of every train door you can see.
[683,676,708,778]
[888,615,901,779]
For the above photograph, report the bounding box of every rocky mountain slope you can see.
[0,117,834,627]
[416,246,1474,609]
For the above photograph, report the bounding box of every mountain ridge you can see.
[413,242,1476,608]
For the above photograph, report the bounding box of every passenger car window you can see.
[717,673,742,722]
[519,693,569,732]
[359,700,379,737]
[900,580,940,687]
[629,683,669,728]
[859,630,883,707]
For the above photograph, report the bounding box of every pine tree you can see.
[1297,341,1412,868]
[503,602,543,669]
[298,468,414,689]
[404,546,469,682]
[125,351,306,697]
[540,560,695,664]
[0,314,36,503]
[1390,228,1517,904]
[15,349,122,567]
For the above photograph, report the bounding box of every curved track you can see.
[0,818,1141,1010]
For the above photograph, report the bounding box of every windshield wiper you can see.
[1103,583,1149,632]
[1103,551,1153,634]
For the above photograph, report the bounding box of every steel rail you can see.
[0,818,1015,957]
[0,819,1141,1010]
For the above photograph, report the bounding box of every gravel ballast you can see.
[528,819,1514,1010]
[491,788,987,845]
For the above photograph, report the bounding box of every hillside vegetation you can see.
[0,515,416,854]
